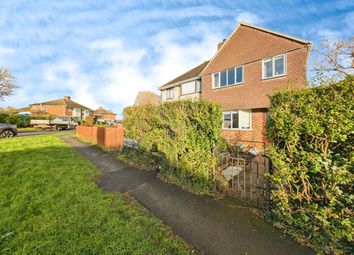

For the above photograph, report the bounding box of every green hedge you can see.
[267,78,354,254]
[123,100,222,194]
[0,113,32,128]
[0,113,52,128]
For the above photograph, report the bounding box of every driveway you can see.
[62,135,314,255]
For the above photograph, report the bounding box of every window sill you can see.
[180,92,201,96]
[222,128,253,131]
[262,74,286,80]
[212,82,244,90]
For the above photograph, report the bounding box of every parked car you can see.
[0,123,18,138]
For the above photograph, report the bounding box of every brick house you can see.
[159,61,209,101]
[159,22,311,151]
[93,107,117,123]
[29,96,93,120]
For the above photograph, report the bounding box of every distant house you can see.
[159,22,311,151]
[28,96,92,120]
[93,107,116,123]
[12,106,31,115]
[159,61,209,102]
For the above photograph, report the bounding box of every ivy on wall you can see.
[123,100,222,194]
[267,77,354,254]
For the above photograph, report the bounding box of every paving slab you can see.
[62,136,314,255]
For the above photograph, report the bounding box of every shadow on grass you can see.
[0,136,190,255]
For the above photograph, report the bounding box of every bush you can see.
[267,77,354,254]
[123,100,222,194]
[0,113,52,128]
[0,113,31,128]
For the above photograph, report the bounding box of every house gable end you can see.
[201,23,310,76]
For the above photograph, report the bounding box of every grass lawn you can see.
[0,135,190,255]
[17,127,42,133]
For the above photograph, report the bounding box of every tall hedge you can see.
[0,113,31,128]
[267,78,354,254]
[123,100,222,194]
[0,113,52,128]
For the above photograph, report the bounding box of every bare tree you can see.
[0,67,17,100]
[309,38,354,86]
[134,91,160,106]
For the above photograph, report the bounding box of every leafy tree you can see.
[134,91,160,106]
[0,67,17,100]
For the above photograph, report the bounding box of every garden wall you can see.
[76,125,124,148]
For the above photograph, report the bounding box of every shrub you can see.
[267,77,354,254]
[0,113,52,128]
[0,113,31,128]
[123,100,222,194]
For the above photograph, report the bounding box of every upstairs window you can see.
[223,109,251,130]
[181,81,196,95]
[220,70,227,87]
[167,88,174,99]
[212,65,244,89]
[263,54,286,79]
[213,73,220,88]
[196,80,201,92]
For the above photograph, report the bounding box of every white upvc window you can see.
[167,88,174,99]
[212,65,244,89]
[196,80,201,93]
[181,81,196,95]
[222,109,251,130]
[262,54,286,79]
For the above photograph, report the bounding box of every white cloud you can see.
[345,11,354,30]
[0,46,15,65]
[235,11,264,25]
[88,39,153,113]
[151,25,222,86]
[40,59,99,109]
[318,29,344,40]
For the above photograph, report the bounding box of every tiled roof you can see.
[31,98,92,111]
[93,107,116,115]
[159,61,209,90]
[13,106,30,113]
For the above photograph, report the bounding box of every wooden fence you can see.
[76,125,124,148]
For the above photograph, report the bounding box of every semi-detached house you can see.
[159,22,311,151]
[29,96,92,120]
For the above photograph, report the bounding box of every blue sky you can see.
[0,0,353,117]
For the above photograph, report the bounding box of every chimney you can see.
[217,39,226,51]
[64,96,71,100]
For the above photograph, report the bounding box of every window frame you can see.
[181,80,202,95]
[222,109,252,130]
[212,65,244,89]
[262,54,287,79]
[167,88,174,99]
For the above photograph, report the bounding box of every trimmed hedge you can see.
[0,113,31,128]
[0,113,52,128]
[267,78,354,254]
[123,100,222,194]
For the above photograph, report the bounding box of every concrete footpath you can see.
[62,136,314,255]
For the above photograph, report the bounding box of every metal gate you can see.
[220,154,270,209]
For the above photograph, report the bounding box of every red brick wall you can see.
[200,25,309,150]
[76,125,124,148]
[30,105,67,116]
[201,25,309,109]
[222,108,267,151]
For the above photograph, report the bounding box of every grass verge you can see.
[0,135,190,254]
[17,127,42,133]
